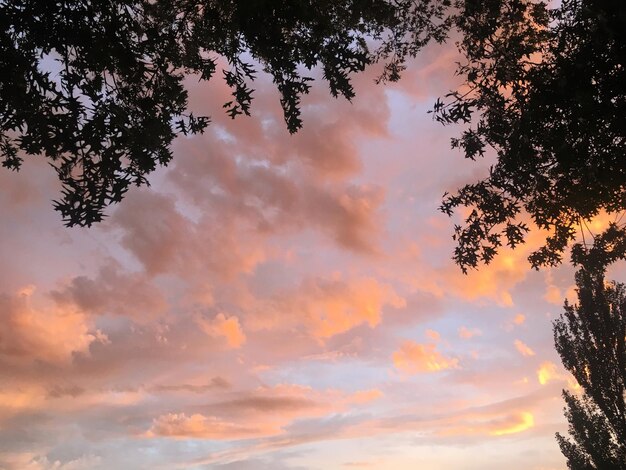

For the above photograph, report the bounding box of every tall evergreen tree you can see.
[554,265,626,469]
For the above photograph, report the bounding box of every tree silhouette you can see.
[3,0,624,250]
[436,0,626,272]
[554,265,626,469]
[0,0,450,226]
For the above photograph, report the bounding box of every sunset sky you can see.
[0,41,610,470]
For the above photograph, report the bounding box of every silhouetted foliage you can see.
[5,0,624,250]
[437,0,626,272]
[0,0,450,226]
[554,265,626,469]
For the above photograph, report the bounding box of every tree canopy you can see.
[437,0,626,272]
[554,265,626,469]
[2,0,625,274]
[0,0,450,226]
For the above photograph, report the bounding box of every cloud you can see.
[0,287,107,364]
[197,313,246,349]
[0,453,102,470]
[47,385,85,399]
[206,383,374,416]
[342,461,376,468]
[185,387,553,467]
[503,313,527,332]
[536,361,580,391]
[168,138,387,254]
[537,362,559,385]
[392,340,459,374]
[151,377,231,394]
[0,387,45,416]
[514,340,536,357]
[544,270,577,307]
[50,261,167,321]
[458,327,481,339]
[393,230,540,308]
[544,285,562,305]
[147,413,274,440]
[488,411,535,436]
[425,329,441,341]
[250,276,405,339]
[436,411,535,438]
[430,225,554,307]
[350,389,384,405]
[112,190,267,279]
[182,56,391,180]
[147,384,382,441]
[0,37,573,470]
[163,64,394,259]
[212,395,319,414]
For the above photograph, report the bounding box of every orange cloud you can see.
[458,326,481,339]
[435,410,535,438]
[537,362,559,385]
[182,58,391,181]
[306,278,405,338]
[444,254,523,306]
[0,388,45,417]
[147,413,275,440]
[251,276,405,339]
[147,383,382,441]
[0,287,107,364]
[489,411,535,436]
[166,129,387,255]
[544,285,562,305]
[504,313,526,331]
[393,340,459,374]
[0,452,102,470]
[425,329,441,341]
[198,313,246,349]
[50,261,168,322]
[514,340,535,357]
[350,389,384,404]
[434,224,552,307]
[113,190,267,279]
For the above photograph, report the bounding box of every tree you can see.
[436,0,626,272]
[554,264,626,469]
[4,0,624,254]
[0,0,451,226]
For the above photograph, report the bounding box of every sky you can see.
[0,41,608,470]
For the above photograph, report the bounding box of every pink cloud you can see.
[183,57,391,180]
[458,326,481,339]
[197,313,246,349]
[350,389,384,405]
[147,413,274,440]
[425,329,441,341]
[0,452,101,470]
[514,340,536,357]
[393,340,459,374]
[537,362,559,385]
[0,39,572,470]
[168,135,387,254]
[0,287,107,364]
[112,190,267,279]
[249,276,405,339]
[50,261,167,321]
[147,383,383,441]
[436,411,535,438]
[544,285,562,305]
